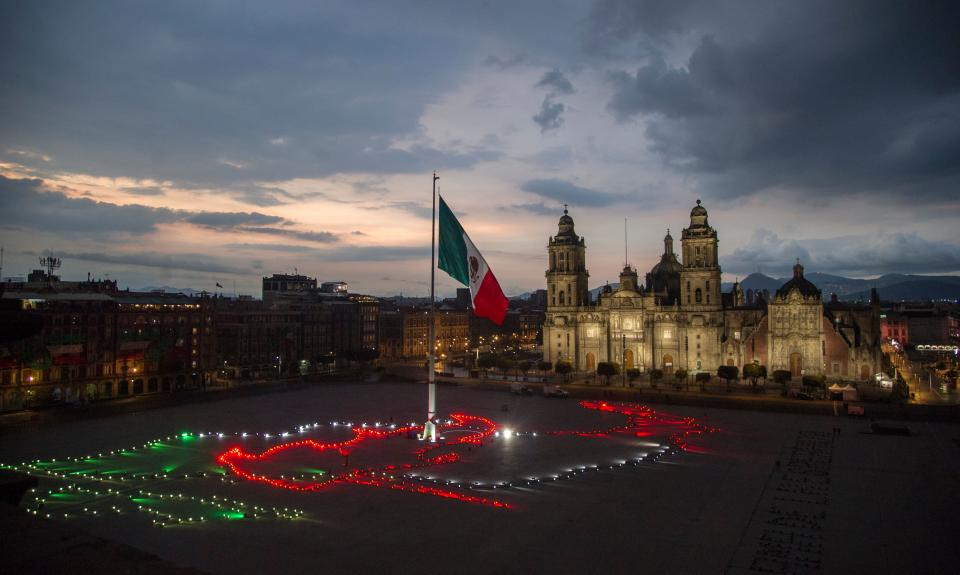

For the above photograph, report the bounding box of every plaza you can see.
[1,381,958,574]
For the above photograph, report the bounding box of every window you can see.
[663,329,672,340]
[695,288,702,303]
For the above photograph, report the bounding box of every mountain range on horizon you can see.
[722,272,960,301]
[579,272,960,303]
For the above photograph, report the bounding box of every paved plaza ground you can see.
[1,381,958,574]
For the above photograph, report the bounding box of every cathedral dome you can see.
[775,261,820,299]
[690,199,707,217]
[649,256,683,276]
[645,229,682,304]
[688,199,709,229]
[555,206,577,239]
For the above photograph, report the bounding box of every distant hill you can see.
[133,285,208,296]
[845,280,960,302]
[723,273,960,302]
[589,283,620,300]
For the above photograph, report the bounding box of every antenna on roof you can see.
[39,252,62,285]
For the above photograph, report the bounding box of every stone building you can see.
[542,202,881,379]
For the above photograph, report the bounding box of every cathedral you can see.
[542,201,882,380]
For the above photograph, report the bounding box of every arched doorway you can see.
[662,354,674,374]
[148,377,158,393]
[133,379,144,394]
[585,352,596,371]
[624,349,634,369]
[118,380,129,395]
[790,353,803,377]
[860,364,871,380]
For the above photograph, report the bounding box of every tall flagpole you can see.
[422,171,439,442]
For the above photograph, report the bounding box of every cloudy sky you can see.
[2,0,959,296]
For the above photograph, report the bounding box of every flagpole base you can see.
[419,420,438,443]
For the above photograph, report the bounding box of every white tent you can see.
[828,383,859,402]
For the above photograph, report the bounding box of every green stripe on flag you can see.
[438,196,470,286]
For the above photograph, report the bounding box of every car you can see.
[793,391,814,400]
[543,385,569,398]
[510,383,534,396]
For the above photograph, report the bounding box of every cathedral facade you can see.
[542,202,882,380]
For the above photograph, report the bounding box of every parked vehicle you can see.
[543,384,569,398]
[511,383,533,396]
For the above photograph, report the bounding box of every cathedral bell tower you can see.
[544,206,589,369]
[546,206,589,309]
[680,200,722,310]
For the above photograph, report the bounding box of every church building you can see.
[542,202,881,380]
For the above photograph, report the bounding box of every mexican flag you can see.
[438,196,509,325]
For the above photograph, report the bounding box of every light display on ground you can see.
[2,401,717,522]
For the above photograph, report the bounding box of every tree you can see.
[674,368,688,390]
[892,377,909,402]
[743,363,766,392]
[772,370,792,396]
[518,360,532,379]
[802,374,826,398]
[355,347,380,364]
[596,362,620,385]
[649,369,663,390]
[717,365,739,391]
[945,369,958,390]
[626,368,641,387]
[496,357,517,377]
[477,353,497,378]
[537,360,552,374]
[554,360,573,382]
[695,371,711,391]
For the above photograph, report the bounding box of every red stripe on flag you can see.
[473,269,508,326]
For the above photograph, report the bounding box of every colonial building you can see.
[542,202,881,380]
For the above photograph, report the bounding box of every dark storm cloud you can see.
[590,0,960,204]
[184,212,285,229]
[533,68,575,132]
[536,68,575,95]
[225,243,314,254]
[521,178,624,207]
[0,176,179,235]
[0,175,293,236]
[60,251,253,275]
[234,226,339,244]
[725,230,960,277]
[0,1,491,186]
[533,97,567,133]
[319,245,430,263]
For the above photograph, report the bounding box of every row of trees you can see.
[474,355,574,379]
